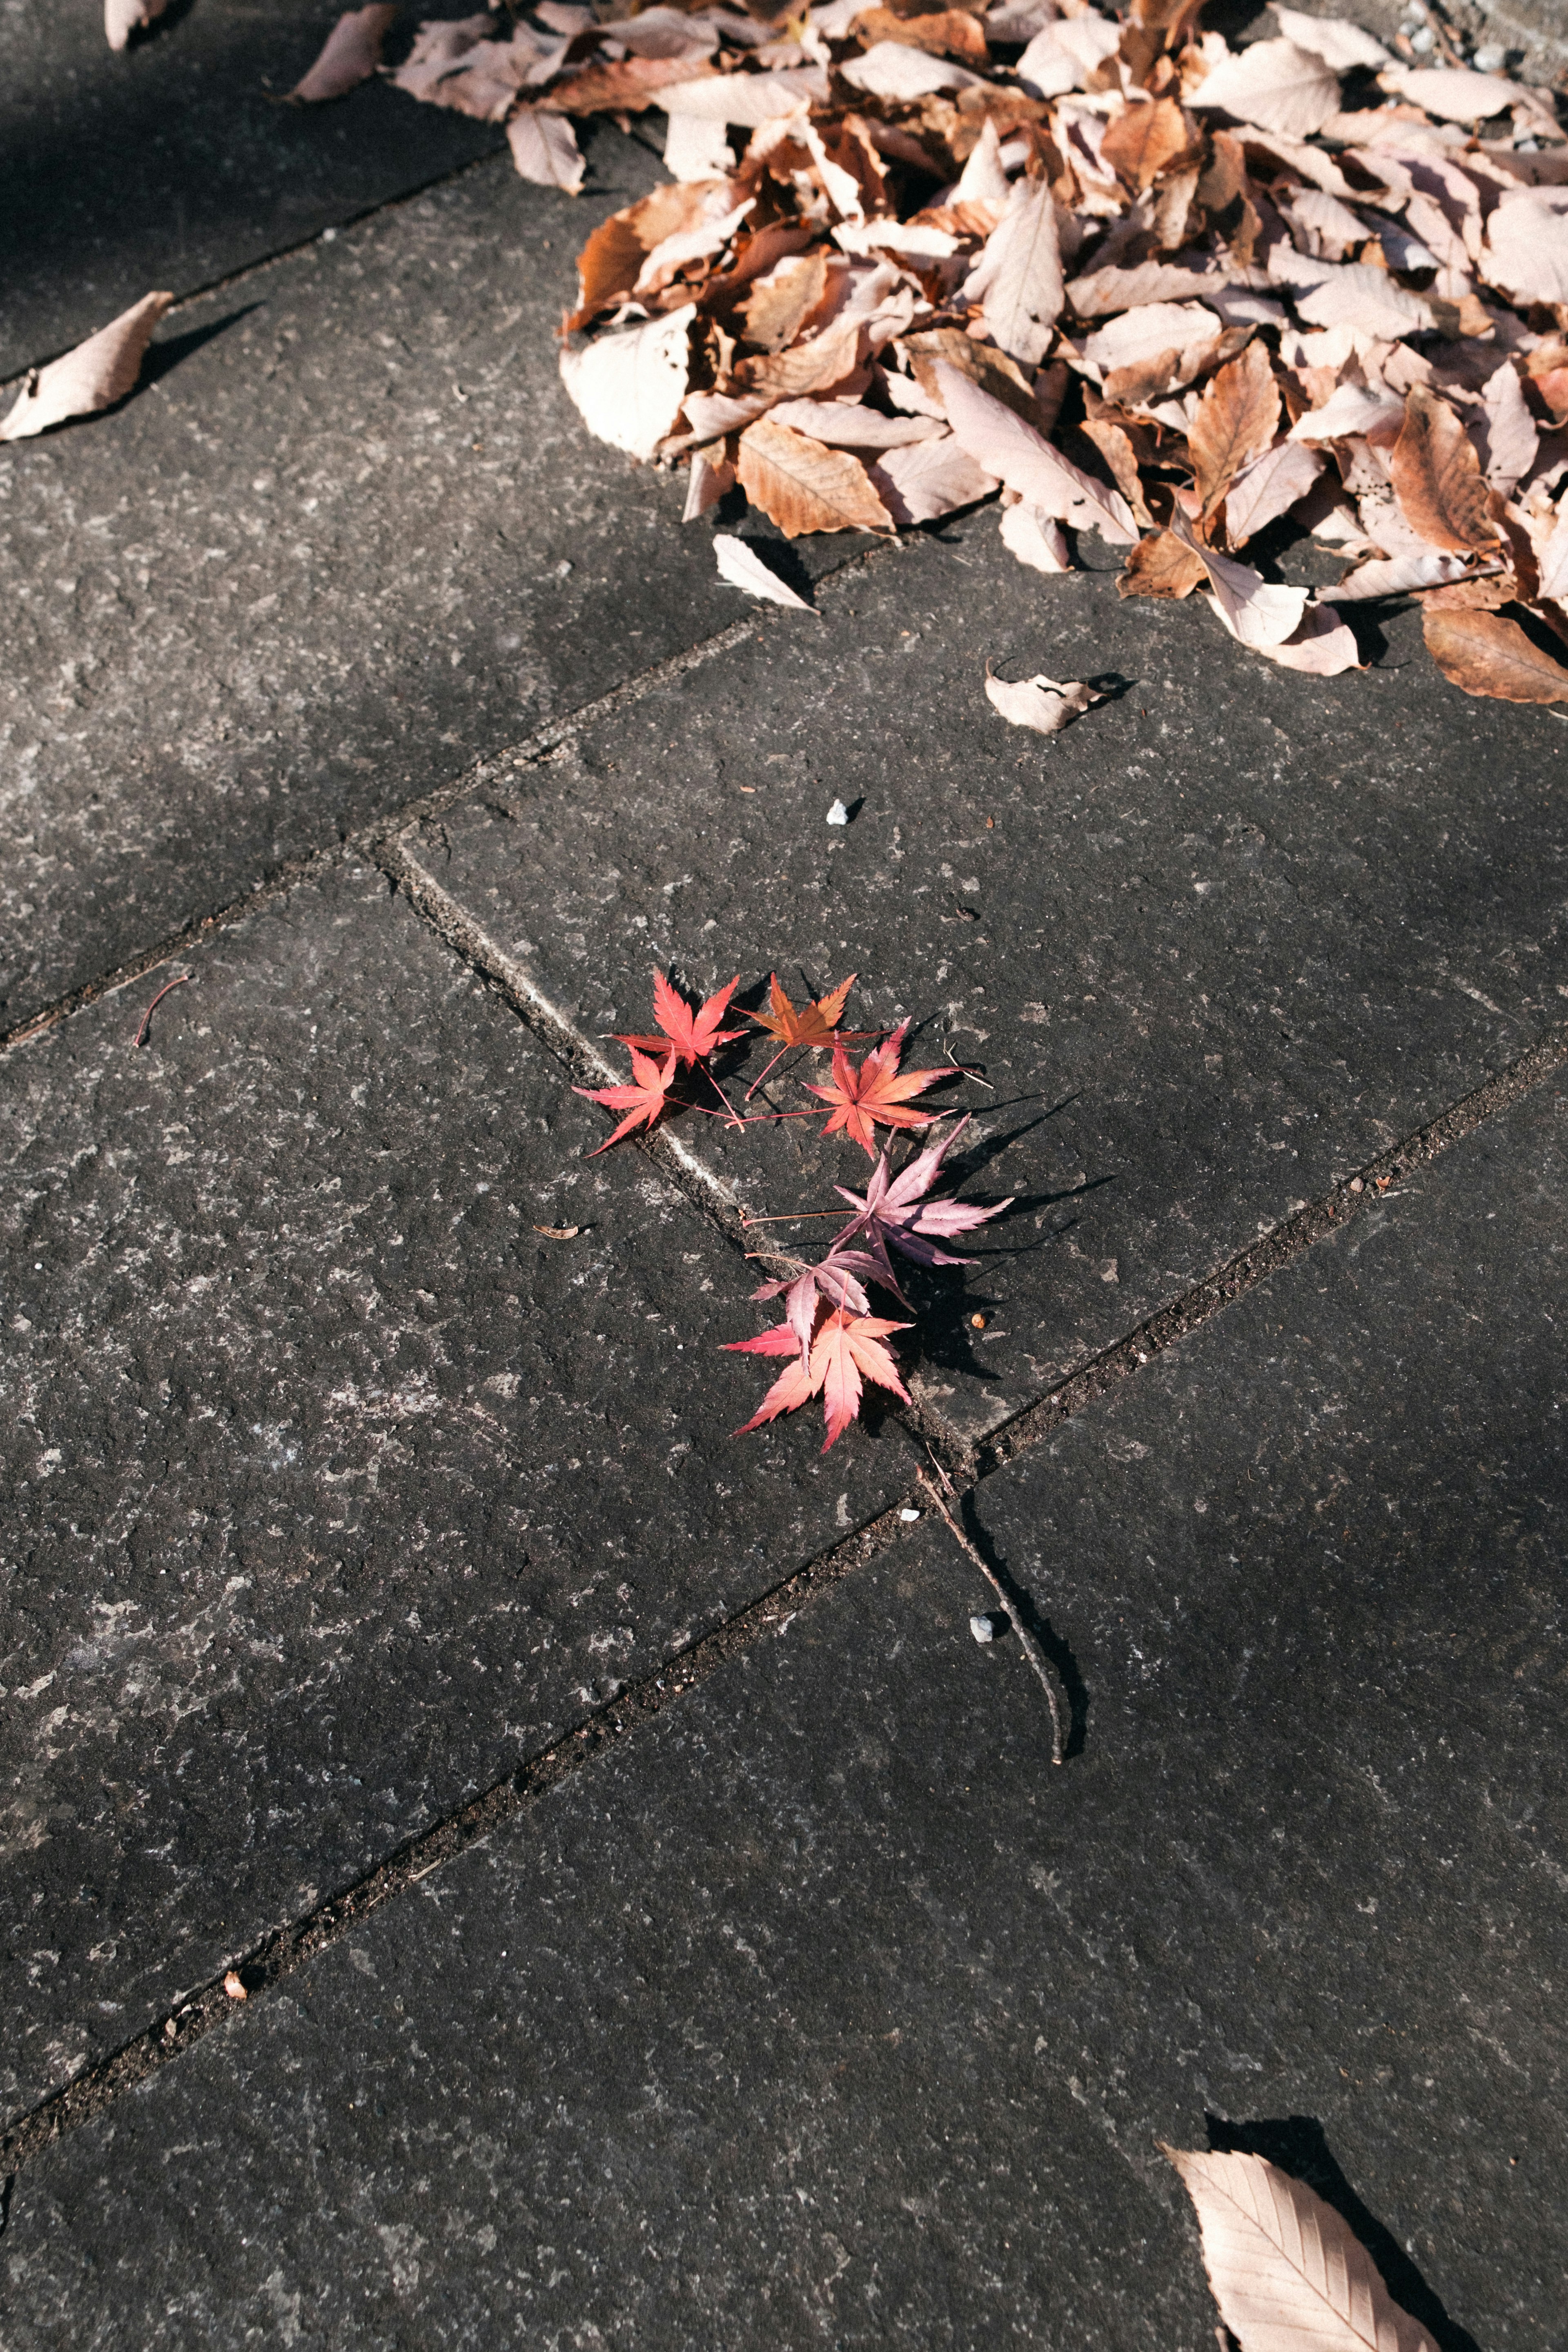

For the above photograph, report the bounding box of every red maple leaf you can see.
[615,968,746,1069]
[574,1046,677,1154]
[724,1302,911,1450]
[804,1020,951,1158]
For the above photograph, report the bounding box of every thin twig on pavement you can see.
[917,1469,1064,1764]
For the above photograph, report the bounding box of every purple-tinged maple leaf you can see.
[831,1115,1012,1299]
[748,1252,875,1368]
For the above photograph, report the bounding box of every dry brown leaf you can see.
[0,291,173,443]
[742,254,832,354]
[904,329,1049,432]
[1383,65,1520,122]
[566,183,726,329]
[1389,385,1500,555]
[935,360,1137,542]
[842,40,987,99]
[508,108,587,194]
[1188,338,1280,519]
[1165,2145,1437,2352]
[290,6,398,102]
[1189,38,1341,138]
[984,666,1100,734]
[105,0,168,49]
[1476,363,1537,501]
[1079,416,1154,526]
[999,502,1072,572]
[1271,7,1389,71]
[532,1223,583,1240]
[1424,607,1568,702]
[1100,96,1193,194]
[1118,528,1207,597]
[1481,192,1568,309]
[558,307,694,463]
[713,532,817,609]
[737,416,894,535]
[1323,550,1481,602]
[964,176,1064,368]
[854,7,989,66]
[683,447,736,519]
[1066,260,1222,318]
[1172,512,1309,646]
[1225,439,1321,544]
[735,316,869,402]
[537,56,717,114]
[768,399,940,449]
[872,432,998,521]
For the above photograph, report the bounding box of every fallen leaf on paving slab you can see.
[682,447,735,519]
[1424,608,1568,702]
[1390,386,1501,555]
[985,665,1101,734]
[508,108,586,193]
[713,533,817,608]
[558,306,694,463]
[574,1047,679,1153]
[1188,339,1281,520]
[1271,7,1390,71]
[616,969,746,1069]
[1165,2145,1437,2352]
[806,1022,951,1157]
[1225,440,1322,546]
[749,973,860,1051]
[533,1224,583,1239]
[105,0,167,48]
[727,1304,912,1449]
[964,175,1064,368]
[1100,96,1194,193]
[832,1116,1013,1297]
[0,291,173,442]
[1190,38,1342,138]
[290,5,397,102]
[872,432,999,523]
[1118,529,1208,599]
[937,363,1136,543]
[999,502,1072,573]
[1323,551,1486,601]
[737,414,895,535]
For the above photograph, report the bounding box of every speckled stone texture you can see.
[401,515,1568,1437]
[0,0,504,380]
[0,140,857,1032]
[0,860,913,2127]
[2,1082,1560,2350]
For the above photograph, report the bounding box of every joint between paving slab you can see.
[3,1013,1566,2179]
[0,1499,911,2180]
[0,541,900,1059]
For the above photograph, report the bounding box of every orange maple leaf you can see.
[725,1303,911,1449]
[615,968,746,1069]
[749,971,858,1049]
[574,1046,677,1154]
[804,1020,951,1158]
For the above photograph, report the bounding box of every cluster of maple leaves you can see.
[579,968,1010,1446]
[341,0,1568,708]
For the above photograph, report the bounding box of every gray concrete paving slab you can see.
[2,1074,1560,2348]
[0,143,857,1034]
[0,1,505,381]
[401,517,1568,1441]
[0,858,913,2129]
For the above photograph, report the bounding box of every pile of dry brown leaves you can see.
[379,0,1568,707]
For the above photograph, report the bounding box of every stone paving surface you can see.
[1,138,860,1031]
[2,1084,1561,2348]
[403,523,1568,1435]
[2,13,1566,2345]
[0,1,502,380]
[0,859,909,2126]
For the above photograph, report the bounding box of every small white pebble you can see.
[900,1506,921,1522]
[1410,24,1435,51]
[970,1612,1004,1644]
[826,798,849,826]
[1473,41,1505,70]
